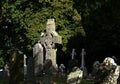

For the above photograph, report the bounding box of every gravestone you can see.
[33,42,43,76]
[43,59,53,84]
[59,64,66,77]
[71,48,76,60]
[41,19,62,68]
[80,48,88,78]
[59,64,65,73]
[94,57,120,84]
[24,54,27,76]
[92,61,100,77]
[26,57,35,84]
[67,67,83,84]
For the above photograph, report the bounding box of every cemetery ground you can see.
[0,77,93,84]
[0,77,9,84]
[36,76,93,84]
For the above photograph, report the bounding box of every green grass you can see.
[0,77,94,84]
[81,79,94,84]
[36,76,94,84]
[0,77,9,84]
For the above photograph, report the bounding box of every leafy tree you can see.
[1,0,83,83]
[74,0,120,71]
[1,0,83,54]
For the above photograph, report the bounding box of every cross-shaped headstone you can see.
[81,48,86,68]
[80,48,88,78]
[41,19,62,68]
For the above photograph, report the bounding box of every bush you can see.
[0,57,4,68]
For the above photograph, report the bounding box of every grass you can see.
[0,76,93,84]
[0,77,9,84]
[81,79,94,84]
[36,76,94,84]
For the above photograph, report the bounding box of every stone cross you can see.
[41,19,62,68]
[80,48,88,78]
[81,48,86,68]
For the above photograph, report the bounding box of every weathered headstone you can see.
[43,59,53,84]
[67,67,83,84]
[59,64,66,77]
[92,61,100,77]
[71,48,76,60]
[26,57,35,84]
[41,19,62,68]
[59,64,65,73]
[94,57,120,84]
[33,42,43,76]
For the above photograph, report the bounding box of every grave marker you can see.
[41,19,62,68]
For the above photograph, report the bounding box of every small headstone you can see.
[59,64,66,77]
[94,57,120,84]
[59,64,65,73]
[26,57,35,84]
[71,48,76,60]
[92,61,100,77]
[67,67,83,84]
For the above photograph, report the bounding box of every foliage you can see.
[0,0,83,58]
[0,57,4,68]
[0,0,120,75]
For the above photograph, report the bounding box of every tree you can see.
[1,0,83,83]
[74,0,120,71]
